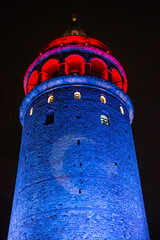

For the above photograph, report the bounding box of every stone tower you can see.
[8,16,150,239]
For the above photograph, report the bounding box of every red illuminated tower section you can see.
[8,16,150,239]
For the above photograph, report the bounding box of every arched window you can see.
[90,58,108,80]
[27,71,39,93]
[74,92,81,100]
[30,107,33,116]
[41,59,59,82]
[48,95,54,103]
[65,55,85,75]
[45,110,54,125]
[100,96,106,104]
[120,106,124,115]
[101,115,110,125]
[111,68,123,89]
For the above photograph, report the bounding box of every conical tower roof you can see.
[63,14,86,36]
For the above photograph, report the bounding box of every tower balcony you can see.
[24,38,128,95]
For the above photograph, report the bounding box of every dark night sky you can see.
[0,0,159,239]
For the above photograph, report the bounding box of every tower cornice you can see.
[20,75,133,126]
[37,36,113,56]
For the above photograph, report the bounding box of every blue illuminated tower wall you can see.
[8,25,150,239]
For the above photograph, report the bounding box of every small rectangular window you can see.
[45,111,54,125]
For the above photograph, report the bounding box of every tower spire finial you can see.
[72,13,77,22]
[63,13,86,36]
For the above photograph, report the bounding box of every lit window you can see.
[74,92,81,100]
[30,107,33,116]
[100,96,106,104]
[48,95,54,103]
[120,106,124,115]
[101,115,110,125]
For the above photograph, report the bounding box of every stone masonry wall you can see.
[8,84,149,239]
